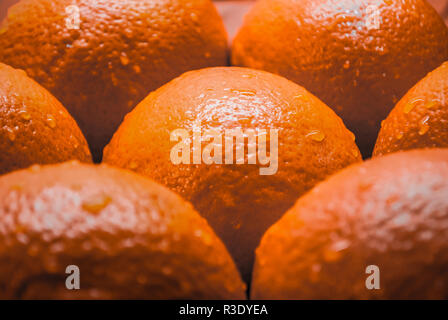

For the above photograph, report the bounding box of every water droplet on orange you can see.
[19,110,31,120]
[190,12,199,22]
[133,65,141,74]
[323,239,350,262]
[82,194,112,214]
[343,60,350,69]
[293,94,309,106]
[46,115,56,128]
[72,137,79,149]
[396,132,403,140]
[403,98,423,114]
[231,89,256,96]
[120,53,130,66]
[418,115,430,135]
[5,127,16,141]
[306,130,325,142]
[425,101,438,109]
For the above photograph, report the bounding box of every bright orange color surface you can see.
[0,63,91,174]
[374,61,448,156]
[253,149,448,299]
[0,161,246,299]
[0,0,228,161]
[232,0,448,157]
[104,66,361,282]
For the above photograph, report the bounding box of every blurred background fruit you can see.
[232,0,448,157]
[0,63,91,175]
[103,66,361,282]
[2,0,448,39]
[0,0,228,161]
[213,0,448,39]
[252,149,448,299]
[374,61,448,156]
[0,161,246,299]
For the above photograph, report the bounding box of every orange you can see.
[252,149,448,299]
[374,61,448,156]
[0,161,246,299]
[0,62,91,175]
[0,0,228,161]
[103,66,362,282]
[232,0,448,157]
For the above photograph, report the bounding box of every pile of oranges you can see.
[0,0,448,299]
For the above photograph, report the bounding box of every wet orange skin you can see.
[252,149,448,299]
[0,63,91,175]
[374,61,448,156]
[0,161,246,299]
[0,0,228,161]
[103,66,362,282]
[232,0,448,157]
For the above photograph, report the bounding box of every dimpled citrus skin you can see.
[0,63,91,175]
[103,67,362,282]
[374,61,448,156]
[0,161,246,299]
[252,149,448,300]
[0,0,228,161]
[232,0,448,157]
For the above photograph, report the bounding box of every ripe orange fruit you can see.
[0,63,91,175]
[252,149,448,299]
[103,66,362,282]
[0,0,228,161]
[374,61,448,156]
[232,0,448,157]
[0,161,246,299]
